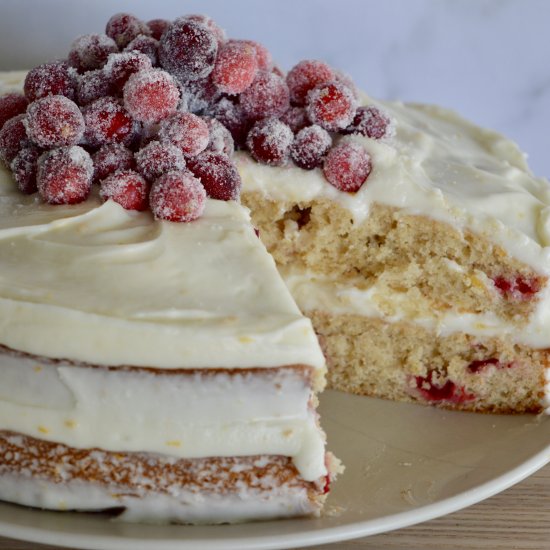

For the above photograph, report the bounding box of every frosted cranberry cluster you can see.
[0,12,392,222]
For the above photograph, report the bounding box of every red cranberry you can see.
[92,143,134,182]
[415,371,475,404]
[492,275,542,301]
[75,69,113,106]
[104,51,152,93]
[24,62,77,102]
[26,95,84,148]
[342,105,393,139]
[100,169,148,210]
[204,117,234,156]
[124,35,159,66]
[0,114,28,165]
[105,13,151,49]
[158,112,209,157]
[291,125,332,170]
[147,19,170,41]
[159,19,218,82]
[123,68,180,124]
[208,98,251,148]
[135,140,186,181]
[242,40,273,71]
[149,170,206,222]
[0,94,28,130]
[68,34,118,72]
[280,106,309,134]
[211,41,258,95]
[83,97,136,147]
[246,118,293,166]
[307,81,357,132]
[187,151,241,200]
[37,146,93,204]
[323,142,371,192]
[240,71,290,121]
[11,146,41,194]
[180,14,226,45]
[286,60,335,106]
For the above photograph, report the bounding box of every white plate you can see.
[1,390,550,550]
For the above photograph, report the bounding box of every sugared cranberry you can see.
[240,71,290,121]
[211,41,258,95]
[204,117,234,156]
[24,62,77,102]
[105,13,151,49]
[99,169,148,210]
[179,74,220,114]
[124,35,159,66]
[135,140,186,181]
[0,94,28,130]
[104,51,152,93]
[323,142,371,192]
[286,60,335,106]
[246,118,293,166]
[158,112,209,157]
[37,146,93,204]
[280,106,309,134]
[0,114,28,165]
[335,70,359,100]
[83,97,136,147]
[208,97,251,147]
[149,170,206,222]
[243,40,273,71]
[11,146,41,194]
[147,19,171,41]
[342,105,393,139]
[415,371,475,404]
[68,34,118,72]
[92,143,134,182]
[291,125,332,170]
[180,14,226,45]
[123,68,180,124]
[75,69,113,106]
[158,19,218,82]
[307,81,357,132]
[26,95,84,148]
[187,151,241,200]
[492,275,542,301]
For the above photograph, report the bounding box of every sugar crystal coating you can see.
[24,62,77,102]
[99,169,149,210]
[83,96,136,147]
[92,143,134,182]
[68,34,118,72]
[204,117,234,156]
[286,60,335,106]
[135,140,186,181]
[342,105,394,139]
[306,81,357,132]
[104,51,153,93]
[240,71,290,121]
[75,70,113,106]
[178,74,220,114]
[211,41,258,95]
[208,97,251,147]
[180,14,226,45]
[25,95,85,148]
[149,170,206,222]
[37,146,93,204]
[291,125,332,170]
[158,111,209,157]
[124,35,159,66]
[10,146,41,194]
[0,114,28,165]
[0,94,28,130]
[246,118,293,166]
[123,68,180,124]
[106,13,151,49]
[187,151,241,200]
[280,106,309,134]
[323,141,372,192]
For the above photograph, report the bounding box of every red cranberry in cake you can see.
[68,34,119,73]
[104,52,153,93]
[467,358,503,374]
[286,60,335,106]
[24,62,77,102]
[106,13,151,49]
[37,146,93,205]
[0,93,28,130]
[187,151,241,201]
[0,114,28,164]
[291,125,332,170]
[246,118,293,167]
[26,95,85,148]
[208,98,251,148]
[211,41,258,95]
[75,70,113,106]
[92,143,134,182]
[147,19,170,41]
[158,112,209,157]
[124,36,159,66]
[10,146,41,194]
[180,14,226,46]
[204,117,234,156]
[123,69,180,124]
[306,81,357,132]
[323,142,372,192]
[159,19,218,82]
[83,97,135,147]
[100,169,149,210]
[415,371,475,404]
[241,71,290,121]
[280,106,309,134]
[342,105,392,139]
[149,170,206,222]
[492,275,542,301]
[135,140,186,181]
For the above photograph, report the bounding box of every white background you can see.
[0,0,548,178]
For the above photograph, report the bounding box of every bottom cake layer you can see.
[310,311,548,413]
[0,431,329,524]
